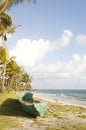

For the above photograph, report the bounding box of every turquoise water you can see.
[35,89,86,107]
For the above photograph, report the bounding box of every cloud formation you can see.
[30,54,86,79]
[10,30,86,85]
[9,30,86,81]
[59,30,73,47]
[10,38,56,67]
[10,30,73,67]
[76,34,86,45]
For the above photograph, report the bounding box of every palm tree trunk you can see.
[1,62,6,91]
[7,75,14,92]
[1,37,7,92]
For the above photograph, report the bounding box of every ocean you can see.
[34,89,86,107]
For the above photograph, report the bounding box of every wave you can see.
[36,89,86,106]
[55,93,86,102]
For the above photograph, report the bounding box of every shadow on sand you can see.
[0,98,36,118]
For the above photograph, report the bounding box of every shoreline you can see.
[33,94,86,108]
[57,100,86,108]
[18,94,86,130]
[0,92,86,130]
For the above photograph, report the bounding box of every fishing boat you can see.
[18,92,50,117]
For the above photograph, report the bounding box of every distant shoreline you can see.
[32,89,86,109]
[0,91,86,130]
[33,94,86,108]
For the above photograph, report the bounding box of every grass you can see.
[0,116,20,130]
[73,124,86,130]
[0,92,28,117]
[0,91,86,130]
[78,115,86,119]
[0,91,30,130]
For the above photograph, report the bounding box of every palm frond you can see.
[6,24,20,34]
[0,12,12,26]
[0,0,36,14]
[0,0,11,14]
[0,46,9,63]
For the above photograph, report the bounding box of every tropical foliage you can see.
[0,11,19,45]
[0,0,34,92]
[6,60,22,91]
[0,0,36,14]
[21,72,32,91]
[0,46,9,91]
[0,58,33,92]
[0,46,8,64]
[0,11,17,91]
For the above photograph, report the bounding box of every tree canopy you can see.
[0,46,8,64]
[0,0,35,92]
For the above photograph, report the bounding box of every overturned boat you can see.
[18,92,49,117]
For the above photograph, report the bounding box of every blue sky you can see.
[2,0,86,89]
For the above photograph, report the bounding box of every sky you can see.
[1,0,86,89]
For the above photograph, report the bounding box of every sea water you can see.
[34,89,86,107]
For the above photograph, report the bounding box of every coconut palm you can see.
[0,46,8,91]
[21,72,32,91]
[0,46,8,63]
[6,60,22,91]
[0,11,19,91]
[0,0,35,91]
[0,11,12,26]
[0,12,12,45]
[0,0,36,15]
[0,11,19,46]
[0,23,19,46]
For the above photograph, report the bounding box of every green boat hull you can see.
[18,92,49,117]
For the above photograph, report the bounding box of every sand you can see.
[8,96,86,130]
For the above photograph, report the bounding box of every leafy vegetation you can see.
[0,58,33,91]
[0,0,35,92]
[78,115,86,119]
[0,8,18,91]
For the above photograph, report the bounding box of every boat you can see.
[18,92,50,117]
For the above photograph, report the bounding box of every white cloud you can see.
[9,29,73,67]
[9,30,86,89]
[76,34,86,45]
[72,54,81,61]
[30,54,86,79]
[10,38,56,67]
[59,30,73,47]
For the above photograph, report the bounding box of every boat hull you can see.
[18,92,49,117]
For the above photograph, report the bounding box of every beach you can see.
[34,89,86,108]
[33,90,86,109]
[10,93,86,130]
[0,92,86,130]
[9,99,86,130]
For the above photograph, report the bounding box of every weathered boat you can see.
[18,92,49,117]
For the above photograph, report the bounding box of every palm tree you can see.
[0,11,19,46]
[0,11,12,25]
[21,72,32,91]
[0,46,8,91]
[0,12,12,45]
[6,60,22,91]
[0,11,19,91]
[0,0,36,15]
[0,46,8,64]
[0,0,35,91]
